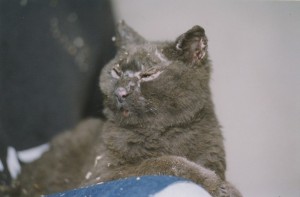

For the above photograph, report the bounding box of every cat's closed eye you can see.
[139,67,163,81]
[111,64,163,82]
[111,64,122,79]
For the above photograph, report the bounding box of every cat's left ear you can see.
[115,20,146,47]
[175,25,208,63]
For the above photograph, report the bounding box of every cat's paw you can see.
[216,182,243,197]
[135,156,222,196]
[169,156,221,194]
[217,183,230,197]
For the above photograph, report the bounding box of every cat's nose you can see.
[115,87,128,103]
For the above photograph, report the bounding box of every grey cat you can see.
[3,21,242,197]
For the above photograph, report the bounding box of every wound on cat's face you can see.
[100,21,211,129]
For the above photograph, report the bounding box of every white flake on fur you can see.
[85,171,92,180]
[94,155,104,167]
[155,49,169,63]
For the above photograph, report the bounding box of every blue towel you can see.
[46,175,211,197]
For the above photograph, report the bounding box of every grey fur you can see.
[2,22,242,197]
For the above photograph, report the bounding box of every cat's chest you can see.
[102,122,200,163]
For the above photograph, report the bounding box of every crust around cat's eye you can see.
[111,65,123,79]
[140,70,163,82]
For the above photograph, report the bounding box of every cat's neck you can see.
[102,101,220,165]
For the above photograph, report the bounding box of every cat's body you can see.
[3,22,242,197]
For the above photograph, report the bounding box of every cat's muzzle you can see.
[115,87,128,103]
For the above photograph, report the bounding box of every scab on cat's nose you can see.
[115,87,128,102]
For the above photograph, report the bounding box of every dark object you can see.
[0,0,116,183]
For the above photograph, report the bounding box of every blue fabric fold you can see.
[47,176,195,197]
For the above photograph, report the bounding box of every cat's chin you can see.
[103,107,131,121]
[117,105,130,117]
[121,108,130,117]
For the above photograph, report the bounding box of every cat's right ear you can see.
[114,20,146,47]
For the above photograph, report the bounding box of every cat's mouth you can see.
[120,107,130,117]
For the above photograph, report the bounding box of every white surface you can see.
[17,143,49,163]
[152,182,212,197]
[7,146,21,179]
[111,1,300,197]
[0,159,4,172]
[5,144,50,179]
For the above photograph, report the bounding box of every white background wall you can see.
[111,1,300,196]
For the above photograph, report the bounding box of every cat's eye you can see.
[111,65,122,79]
[140,67,159,77]
[139,68,163,82]
[140,73,152,78]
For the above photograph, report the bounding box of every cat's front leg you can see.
[106,155,226,197]
[108,155,242,197]
[139,155,221,195]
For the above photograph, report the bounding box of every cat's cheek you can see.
[139,82,152,97]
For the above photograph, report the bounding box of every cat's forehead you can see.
[117,42,170,71]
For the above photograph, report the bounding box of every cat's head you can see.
[100,21,212,129]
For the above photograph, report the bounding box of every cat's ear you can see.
[175,25,208,63]
[115,20,146,47]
